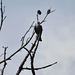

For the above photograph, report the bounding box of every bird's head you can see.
[37,22,40,24]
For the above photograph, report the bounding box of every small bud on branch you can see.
[37,10,41,15]
[47,9,51,15]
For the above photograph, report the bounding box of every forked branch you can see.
[1,46,8,75]
[23,62,57,70]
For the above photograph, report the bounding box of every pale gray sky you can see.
[0,0,75,75]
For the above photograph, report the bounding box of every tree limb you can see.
[21,21,35,47]
[23,62,57,70]
[16,36,38,75]
[30,37,39,75]
[0,31,35,64]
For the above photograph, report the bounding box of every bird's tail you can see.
[37,34,42,41]
[39,36,42,41]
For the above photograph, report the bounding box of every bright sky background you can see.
[0,0,75,75]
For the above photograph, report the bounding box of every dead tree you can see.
[0,8,57,75]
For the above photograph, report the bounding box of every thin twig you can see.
[1,46,8,75]
[23,62,57,70]
[40,14,48,24]
[0,0,6,31]
[21,21,35,47]
[40,9,55,24]
[32,36,40,58]
[0,0,3,30]
[0,53,4,57]
[36,14,39,22]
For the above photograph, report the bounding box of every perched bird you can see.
[34,22,43,41]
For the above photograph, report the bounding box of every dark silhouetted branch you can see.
[30,56,35,75]
[30,37,39,75]
[0,0,6,31]
[16,36,38,75]
[0,25,35,64]
[1,46,8,75]
[40,9,55,24]
[23,62,57,70]
[21,21,35,47]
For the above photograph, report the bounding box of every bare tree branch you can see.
[40,9,55,24]
[30,37,40,75]
[0,8,57,75]
[0,0,6,31]
[0,28,35,64]
[40,14,48,24]
[1,46,8,75]
[30,56,35,75]
[21,21,35,47]
[23,62,57,70]
[16,36,38,75]
[0,53,4,57]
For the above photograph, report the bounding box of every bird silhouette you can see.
[34,22,43,41]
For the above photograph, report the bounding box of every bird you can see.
[34,22,43,41]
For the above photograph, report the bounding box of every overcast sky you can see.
[0,0,75,75]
